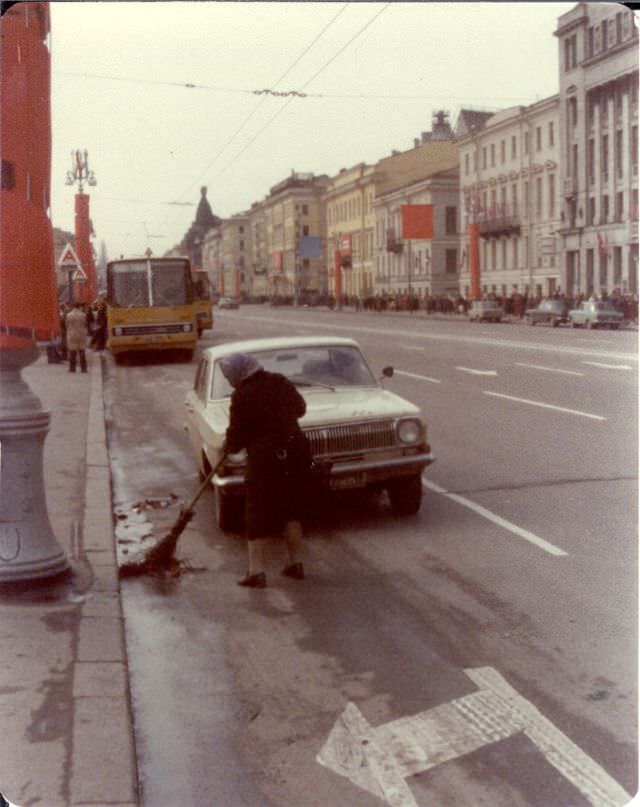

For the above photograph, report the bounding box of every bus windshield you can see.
[109,259,191,307]
[192,272,211,302]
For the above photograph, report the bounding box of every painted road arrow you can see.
[317,666,630,807]
[455,366,497,376]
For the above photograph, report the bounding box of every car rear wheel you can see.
[215,486,244,532]
[387,474,422,516]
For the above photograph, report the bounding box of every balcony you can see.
[477,204,521,238]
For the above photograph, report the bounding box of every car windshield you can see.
[210,345,378,399]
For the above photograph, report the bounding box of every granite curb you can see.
[68,354,139,807]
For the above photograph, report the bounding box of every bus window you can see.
[151,261,191,306]
[109,261,150,307]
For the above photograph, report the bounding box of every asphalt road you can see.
[104,306,638,807]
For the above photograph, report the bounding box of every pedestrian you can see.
[220,352,313,588]
[65,302,89,373]
[92,298,108,351]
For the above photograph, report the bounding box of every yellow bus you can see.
[192,270,213,337]
[106,256,198,362]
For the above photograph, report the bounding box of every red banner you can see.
[272,250,284,271]
[401,205,434,240]
[1,3,60,346]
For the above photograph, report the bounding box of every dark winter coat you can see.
[224,369,313,538]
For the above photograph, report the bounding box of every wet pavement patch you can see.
[114,495,181,564]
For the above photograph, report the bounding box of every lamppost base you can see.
[0,346,70,584]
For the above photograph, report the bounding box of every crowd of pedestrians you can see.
[258,289,638,325]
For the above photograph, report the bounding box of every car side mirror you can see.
[382,366,394,378]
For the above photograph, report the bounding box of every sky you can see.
[49,0,573,259]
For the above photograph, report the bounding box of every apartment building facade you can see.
[372,138,459,298]
[325,163,378,299]
[458,96,561,299]
[248,171,329,301]
[555,3,638,297]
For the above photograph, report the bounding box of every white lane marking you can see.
[400,344,425,352]
[231,312,638,362]
[317,666,630,807]
[395,369,441,384]
[484,391,607,421]
[582,361,633,370]
[456,366,498,376]
[515,362,584,377]
[422,478,567,556]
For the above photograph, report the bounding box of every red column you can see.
[468,222,481,300]
[74,193,96,303]
[333,249,342,301]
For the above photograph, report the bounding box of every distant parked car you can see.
[468,300,503,323]
[525,299,571,327]
[569,301,624,329]
[218,297,239,310]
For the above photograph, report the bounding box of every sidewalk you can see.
[0,350,138,807]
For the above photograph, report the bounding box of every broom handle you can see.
[184,454,228,512]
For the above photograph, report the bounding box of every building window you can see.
[535,127,542,151]
[548,175,555,218]
[615,191,624,222]
[501,239,507,269]
[524,131,529,155]
[500,140,505,163]
[490,144,495,167]
[513,238,518,267]
[523,181,529,216]
[302,204,309,215]
[616,12,622,43]
[464,153,469,175]
[631,126,638,175]
[536,178,542,218]
[601,194,609,224]
[587,26,594,57]
[482,147,487,169]
[511,184,518,213]
[588,139,595,184]
[588,197,596,225]
[445,206,457,235]
[601,134,609,180]
[601,20,608,52]
[548,122,554,147]
[511,135,517,159]
[445,249,457,274]
[302,225,309,236]
[490,240,497,270]
[616,130,624,178]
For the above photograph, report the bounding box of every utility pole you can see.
[65,149,97,304]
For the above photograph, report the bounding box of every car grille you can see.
[115,323,187,335]
[304,420,396,457]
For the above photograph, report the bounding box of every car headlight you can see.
[112,326,123,336]
[396,418,423,444]
[182,323,193,332]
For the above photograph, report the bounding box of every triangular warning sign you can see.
[72,265,87,281]
[58,242,81,268]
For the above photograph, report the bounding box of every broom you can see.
[118,455,227,578]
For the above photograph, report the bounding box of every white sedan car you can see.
[184,336,435,531]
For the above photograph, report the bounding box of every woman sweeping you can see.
[220,352,314,588]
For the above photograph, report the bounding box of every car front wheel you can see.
[387,474,422,516]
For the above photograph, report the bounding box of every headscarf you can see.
[220,352,262,387]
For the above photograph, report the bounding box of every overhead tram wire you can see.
[55,71,533,104]
[211,3,391,183]
[153,2,349,238]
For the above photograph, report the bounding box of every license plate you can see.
[330,474,365,490]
